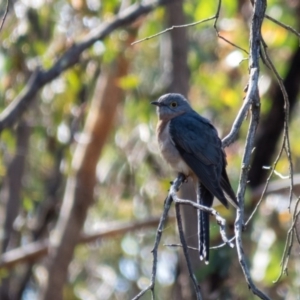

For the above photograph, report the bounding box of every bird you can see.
[151,93,238,263]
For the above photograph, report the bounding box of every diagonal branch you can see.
[265,14,300,40]
[132,173,234,299]
[133,0,248,55]
[213,0,248,54]
[172,196,234,248]
[0,216,167,271]
[0,0,170,132]
[132,175,184,300]
[259,41,294,209]
[132,16,216,45]
[258,33,294,280]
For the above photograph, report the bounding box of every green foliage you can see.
[0,0,299,299]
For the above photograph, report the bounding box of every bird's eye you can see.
[170,102,177,108]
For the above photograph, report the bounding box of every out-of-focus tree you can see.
[0,0,299,299]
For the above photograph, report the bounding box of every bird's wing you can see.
[169,112,228,207]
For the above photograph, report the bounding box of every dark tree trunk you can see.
[0,121,30,300]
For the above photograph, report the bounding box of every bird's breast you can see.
[157,120,191,176]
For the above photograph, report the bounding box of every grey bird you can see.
[151,93,238,263]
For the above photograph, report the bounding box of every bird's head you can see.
[151,93,192,120]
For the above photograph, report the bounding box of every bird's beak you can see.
[151,101,161,107]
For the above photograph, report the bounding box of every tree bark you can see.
[40,50,131,300]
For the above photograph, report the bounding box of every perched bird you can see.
[151,93,238,263]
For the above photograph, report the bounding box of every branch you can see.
[213,0,248,54]
[274,204,300,283]
[132,16,216,45]
[222,82,255,147]
[262,41,293,205]
[232,0,271,298]
[0,216,169,270]
[172,196,234,248]
[133,0,248,55]
[265,14,300,40]
[0,0,169,132]
[259,41,294,209]
[0,0,9,33]
[132,175,184,300]
[246,141,285,226]
[133,174,234,299]
[258,34,294,278]
[251,173,300,203]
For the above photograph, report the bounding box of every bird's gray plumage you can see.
[152,93,238,263]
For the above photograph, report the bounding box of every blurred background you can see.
[0,0,299,299]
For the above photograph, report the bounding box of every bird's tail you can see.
[198,183,214,264]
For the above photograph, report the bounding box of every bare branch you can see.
[164,243,198,251]
[175,204,202,300]
[133,173,235,299]
[0,216,169,270]
[213,0,248,54]
[265,14,300,40]
[251,173,300,201]
[132,174,185,300]
[246,140,285,226]
[258,37,295,279]
[173,197,234,248]
[274,207,300,282]
[132,16,217,45]
[0,0,170,132]
[260,45,294,208]
[133,0,248,55]
[0,0,9,33]
[233,0,271,298]
[222,88,254,147]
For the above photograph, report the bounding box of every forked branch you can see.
[132,174,234,299]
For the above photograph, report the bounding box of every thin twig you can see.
[172,197,234,248]
[164,243,198,251]
[0,0,170,132]
[132,16,217,45]
[133,173,235,299]
[259,38,295,279]
[274,208,300,282]
[245,141,285,226]
[165,235,236,251]
[210,236,236,249]
[260,40,293,208]
[213,0,248,54]
[233,0,271,298]
[234,76,270,300]
[132,174,185,300]
[295,209,300,244]
[265,14,300,40]
[222,94,253,147]
[293,199,300,244]
[133,0,248,55]
[175,204,202,300]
